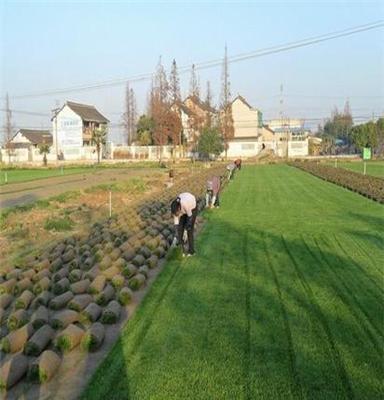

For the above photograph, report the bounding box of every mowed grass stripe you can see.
[339,234,383,276]
[301,236,383,349]
[82,164,383,400]
[331,234,383,292]
[315,236,383,308]
[282,234,383,399]
[263,232,347,399]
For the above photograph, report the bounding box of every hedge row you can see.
[289,162,384,203]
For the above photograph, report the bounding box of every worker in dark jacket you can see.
[170,192,197,256]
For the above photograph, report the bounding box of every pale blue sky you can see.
[1,0,383,142]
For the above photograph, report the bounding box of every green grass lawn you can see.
[82,164,383,400]
[0,167,95,185]
[325,160,384,177]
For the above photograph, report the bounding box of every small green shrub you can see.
[7,224,30,239]
[44,216,74,231]
[50,191,81,203]
[35,199,51,209]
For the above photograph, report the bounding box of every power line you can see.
[0,114,378,133]
[5,20,383,100]
[278,94,384,99]
[0,108,51,117]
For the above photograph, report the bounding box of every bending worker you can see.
[226,162,236,180]
[234,158,242,170]
[170,192,197,257]
[206,176,221,208]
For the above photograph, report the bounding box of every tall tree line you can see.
[318,102,383,155]
[133,45,233,160]
[122,82,137,145]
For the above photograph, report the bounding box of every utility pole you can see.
[51,99,60,162]
[3,93,14,163]
[221,44,233,159]
[279,84,288,158]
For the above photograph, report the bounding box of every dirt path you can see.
[0,169,157,209]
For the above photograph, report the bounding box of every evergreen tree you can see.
[169,59,181,104]
[189,64,200,98]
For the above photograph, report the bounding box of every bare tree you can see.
[122,82,137,145]
[205,81,213,128]
[3,93,14,162]
[220,45,234,159]
[150,57,170,163]
[169,59,183,157]
[189,64,200,98]
[159,109,182,162]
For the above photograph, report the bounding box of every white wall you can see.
[112,145,175,160]
[288,140,309,157]
[224,139,308,158]
[52,105,83,152]
[180,110,193,142]
[10,131,31,144]
[232,98,260,138]
[226,141,261,157]
[0,146,98,164]
[0,148,29,163]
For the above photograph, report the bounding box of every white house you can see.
[231,95,263,138]
[52,101,109,159]
[224,96,309,158]
[9,129,52,148]
[225,95,277,157]
[267,118,309,140]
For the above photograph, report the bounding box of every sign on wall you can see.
[363,147,371,160]
[57,117,82,147]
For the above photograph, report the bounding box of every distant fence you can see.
[226,139,309,158]
[0,146,99,164]
[0,140,311,164]
[111,145,180,160]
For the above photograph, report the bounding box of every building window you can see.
[62,119,79,127]
[241,143,255,150]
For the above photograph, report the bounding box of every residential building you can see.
[225,96,309,158]
[267,118,309,140]
[8,129,52,149]
[231,95,263,138]
[172,95,217,146]
[52,101,109,158]
[226,95,278,157]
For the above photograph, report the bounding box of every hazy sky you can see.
[1,0,383,143]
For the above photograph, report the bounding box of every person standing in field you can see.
[205,176,221,208]
[170,192,197,257]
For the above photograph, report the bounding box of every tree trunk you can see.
[97,145,101,164]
